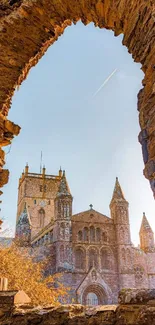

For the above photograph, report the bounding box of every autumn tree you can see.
[0,243,67,305]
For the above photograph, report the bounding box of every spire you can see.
[110,177,127,205]
[56,171,72,198]
[17,204,31,226]
[140,212,153,234]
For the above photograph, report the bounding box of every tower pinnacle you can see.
[57,171,72,198]
[139,212,154,251]
[140,212,153,234]
[110,177,127,207]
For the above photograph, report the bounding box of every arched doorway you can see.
[86,293,98,306]
[82,284,108,305]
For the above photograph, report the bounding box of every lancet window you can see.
[38,208,45,227]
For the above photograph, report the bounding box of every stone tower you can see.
[16,164,62,239]
[139,213,155,252]
[109,178,135,289]
[54,170,73,272]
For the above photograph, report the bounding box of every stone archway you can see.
[0,1,155,200]
[82,284,108,305]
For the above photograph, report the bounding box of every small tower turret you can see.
[55,170,72,220]
[110,178,135,289]
[54,170,73,271]
[110,177,130,231]
[139,212,154,252]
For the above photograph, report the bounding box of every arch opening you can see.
[82,284,108,305]
[0,0,155,206]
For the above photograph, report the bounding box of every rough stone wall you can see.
[1,302,155,325]
[0,0,155,201]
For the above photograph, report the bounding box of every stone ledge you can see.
[1,303,155,325]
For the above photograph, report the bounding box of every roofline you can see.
[72,209,110,220]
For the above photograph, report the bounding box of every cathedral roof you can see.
[140,213,153,234]
[56,171,72,198]
[110,177,128,206]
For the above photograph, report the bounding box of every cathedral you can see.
[15,164,155,305]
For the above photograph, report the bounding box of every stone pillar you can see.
[0,278,8,291]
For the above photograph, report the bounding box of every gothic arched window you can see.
[78,231,82,241]
[60,245,65,262]
[101,248,110,269]
[96,228,101,242]
[90,226,95,242]
[89,248,98,269]
[75,248,85,270]
[38,208,45,227]
[83,227,89,242]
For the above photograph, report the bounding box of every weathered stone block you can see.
[118,288,155,305]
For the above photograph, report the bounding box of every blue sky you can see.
[1,22,155,245]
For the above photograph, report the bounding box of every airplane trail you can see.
[93,68,117,98]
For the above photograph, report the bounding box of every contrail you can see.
[92,68,117,98]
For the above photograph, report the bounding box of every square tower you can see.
[16,164,62,239]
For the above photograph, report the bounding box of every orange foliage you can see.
[0,244,67,305]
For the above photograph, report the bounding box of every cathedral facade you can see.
[15,165,155,305]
